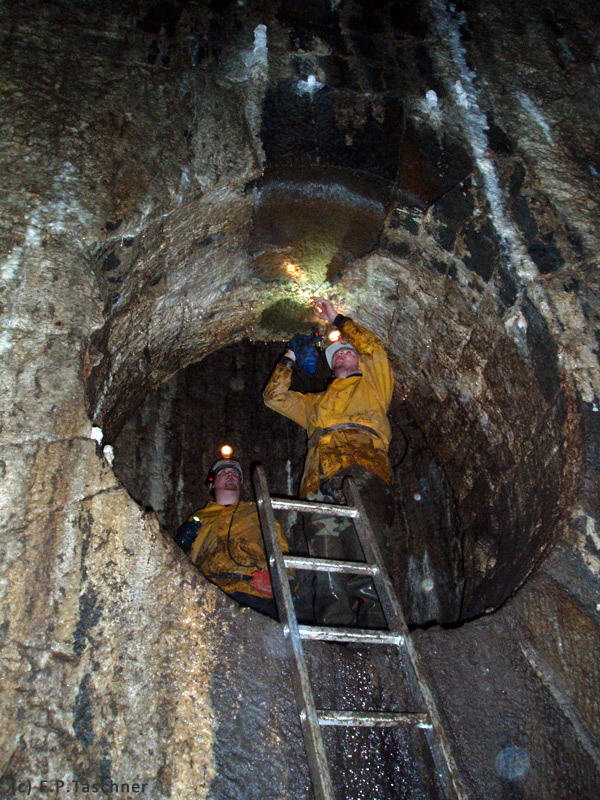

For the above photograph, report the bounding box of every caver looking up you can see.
[263,297,395,628]
[175,459,289,619]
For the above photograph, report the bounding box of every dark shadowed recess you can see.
[111,340,463,627]
[108,328,576,630]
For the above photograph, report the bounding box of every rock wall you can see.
[1,1,600,798]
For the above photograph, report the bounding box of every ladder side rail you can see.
[406,658,470,800]
[343,478,470,800]
[253,467,336,800]
[342,478,410,638]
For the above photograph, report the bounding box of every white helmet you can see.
[325,340,357,369]
[206,459,243,487]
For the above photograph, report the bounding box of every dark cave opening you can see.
[109,339,470,628]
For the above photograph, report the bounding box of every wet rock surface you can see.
[1,0,600,798]
[416,544,600,799]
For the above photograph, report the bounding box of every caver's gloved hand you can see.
[287,332,321,374]
[175,519,201,553]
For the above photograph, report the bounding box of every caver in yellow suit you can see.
[185,500,289,619]
[263,316,395,628]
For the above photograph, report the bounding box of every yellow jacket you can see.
[264,319,393,497]
[189,501,288,598]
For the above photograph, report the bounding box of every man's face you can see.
[213,466,241,492]
[332,347,359,375]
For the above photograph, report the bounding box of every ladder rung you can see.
[270,497,359,518]
[316,710,431,729]
[298,625,404,646]
[283,555,379,576]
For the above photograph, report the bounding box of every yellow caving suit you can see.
[188,501,288,599]
[263,316,395,627]
[263,318,394,498]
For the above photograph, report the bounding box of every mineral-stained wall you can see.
[1,0,600,798]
